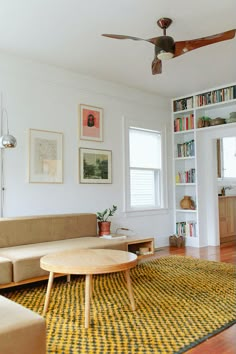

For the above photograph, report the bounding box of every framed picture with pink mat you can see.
[79,104,103,142]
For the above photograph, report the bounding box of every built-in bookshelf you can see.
[173,96,193,112]
[172,82,236,247]
[174,113,194,132]
[176,139,195,158]
[176,221,196,237]
[195,85,236,107]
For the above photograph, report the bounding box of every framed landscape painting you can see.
[79,148,112,184]
[29,129,63,183]
[79,104,103,141]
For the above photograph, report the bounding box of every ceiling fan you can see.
[102,18,236,75]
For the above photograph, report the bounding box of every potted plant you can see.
[96,205,117,236]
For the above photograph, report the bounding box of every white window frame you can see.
[218,137,236,182]
[123,117,168,215]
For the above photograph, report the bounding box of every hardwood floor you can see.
[150,242,236,354]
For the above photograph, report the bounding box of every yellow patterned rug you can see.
[2,256,236,353]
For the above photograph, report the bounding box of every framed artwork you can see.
[79,104,103,141]
[79,148,112,184]
[29,129,63,183]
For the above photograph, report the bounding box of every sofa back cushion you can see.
[0,213,97,248]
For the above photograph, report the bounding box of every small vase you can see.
[98,221,111,236]
[180,196,194,210]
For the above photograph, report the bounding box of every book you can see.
[99,234,127,240]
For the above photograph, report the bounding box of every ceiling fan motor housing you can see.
[155,36,175,57]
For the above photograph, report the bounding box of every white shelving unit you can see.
[172,83,236,247]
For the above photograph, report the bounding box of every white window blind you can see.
[129,128,161,168]
[128,128,161,209]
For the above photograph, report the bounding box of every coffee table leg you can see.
[43,271,54,316]
[85,274,93,328]
[125,269,136,311]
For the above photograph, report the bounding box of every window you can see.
[217,137,236,179]
[127,127,163,211]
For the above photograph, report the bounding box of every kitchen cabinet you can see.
[218,196,236,243]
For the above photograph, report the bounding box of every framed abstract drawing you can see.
[79,148,112,184]
[79,104,103,141]
[29,129,63,183]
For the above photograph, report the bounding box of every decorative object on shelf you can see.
[197,116,211,128]
[97,205,117,236]
[221,187,225,196]
[209,117,225,126]
[29,129,63,184]
[225,112,236,124]
[102,17,236,75]
[79,148,112,184]
[79,104,103,142]
[221,186,233,196]
[180,195,195,210]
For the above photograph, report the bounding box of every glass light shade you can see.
[0,134,17,148]
[157,51,174,60]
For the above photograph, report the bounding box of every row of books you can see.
[176,221,196,237]
[176,140,195,158]
[173,97,193,112]
[196,85,236,107]
[175,168,196,183]
[174,114,194,131]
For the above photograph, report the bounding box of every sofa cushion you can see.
[0,213,97,247]
[0,256,12,284]
[0,295,46,354]
[0,237,127,282]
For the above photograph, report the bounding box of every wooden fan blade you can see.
[102,34,156,44]
[174,29,236,58]
[152,58,162,75]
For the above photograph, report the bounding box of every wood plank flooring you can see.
[150,243,236,354]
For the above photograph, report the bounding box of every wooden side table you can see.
[40,249,138,328]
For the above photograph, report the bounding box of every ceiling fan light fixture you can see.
[157,51,174,60]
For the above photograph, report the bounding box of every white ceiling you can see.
[0,0,235,98]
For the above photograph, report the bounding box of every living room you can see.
[0,1,235,353]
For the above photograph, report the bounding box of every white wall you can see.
[197,121,236,246]
[0,51,173,247]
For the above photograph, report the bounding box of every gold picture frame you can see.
[79,148,112,184]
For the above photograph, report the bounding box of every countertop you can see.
[218,195,236,198]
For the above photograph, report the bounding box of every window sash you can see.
[129,167,161,209]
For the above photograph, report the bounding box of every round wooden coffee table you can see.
[40,249,138,328]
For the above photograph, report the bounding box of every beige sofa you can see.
[0,213,128,289]
[0,295,46,354]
